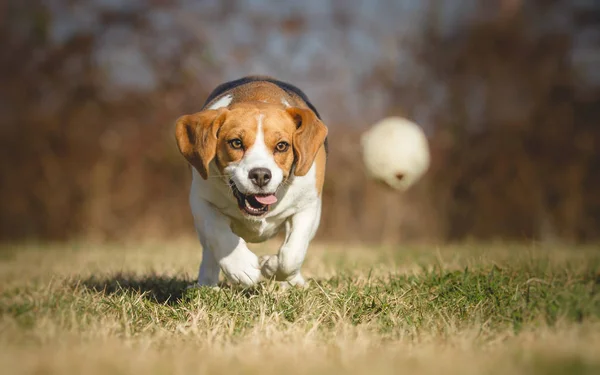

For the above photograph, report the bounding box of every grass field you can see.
[0,240,599,374]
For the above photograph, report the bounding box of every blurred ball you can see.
[361,116,430,191]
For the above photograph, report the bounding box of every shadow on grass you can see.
[76,273,264,305]
[77,273,193,304]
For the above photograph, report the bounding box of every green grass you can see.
[0,241,599,374]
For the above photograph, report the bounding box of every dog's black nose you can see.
[248,168,271,188]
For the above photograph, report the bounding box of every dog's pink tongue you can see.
[254,194,277,205]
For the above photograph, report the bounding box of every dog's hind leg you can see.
[196,238,221,286]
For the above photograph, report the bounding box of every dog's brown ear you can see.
[287,107,328,176]
[175,108,228,179]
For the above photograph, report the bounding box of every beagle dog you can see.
[175,76,328,287]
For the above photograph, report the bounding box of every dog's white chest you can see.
[230,217,282,243]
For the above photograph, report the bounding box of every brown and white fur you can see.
[175,76,328,288]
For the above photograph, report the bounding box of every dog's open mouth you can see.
[230,181,278,216]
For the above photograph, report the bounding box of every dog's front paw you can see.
[220,252,262,287]
[284,272,306,287]
[260,255,306,287]
[259,255,279,279]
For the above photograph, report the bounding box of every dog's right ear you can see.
[175,108,228,179]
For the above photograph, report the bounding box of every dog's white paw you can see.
[260,254,306,288]
[285,272,306,287]
[259,254,279,279]
[220,252,262,287]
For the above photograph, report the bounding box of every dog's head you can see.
[175,102,327,217]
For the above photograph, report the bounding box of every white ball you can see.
[361,117,430,191]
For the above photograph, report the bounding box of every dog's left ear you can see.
[287,107,328,176]
[175,108,228,179]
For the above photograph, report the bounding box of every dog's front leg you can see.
[261,201,322,286]
[192,199,262,288]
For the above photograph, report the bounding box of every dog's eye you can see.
[275,141,289,152]
[228,139,243,150]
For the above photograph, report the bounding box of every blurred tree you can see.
[0,0,597,243]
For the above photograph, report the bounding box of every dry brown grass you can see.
[0,240,599,374]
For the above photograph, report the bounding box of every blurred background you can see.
[1,0,599,244]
